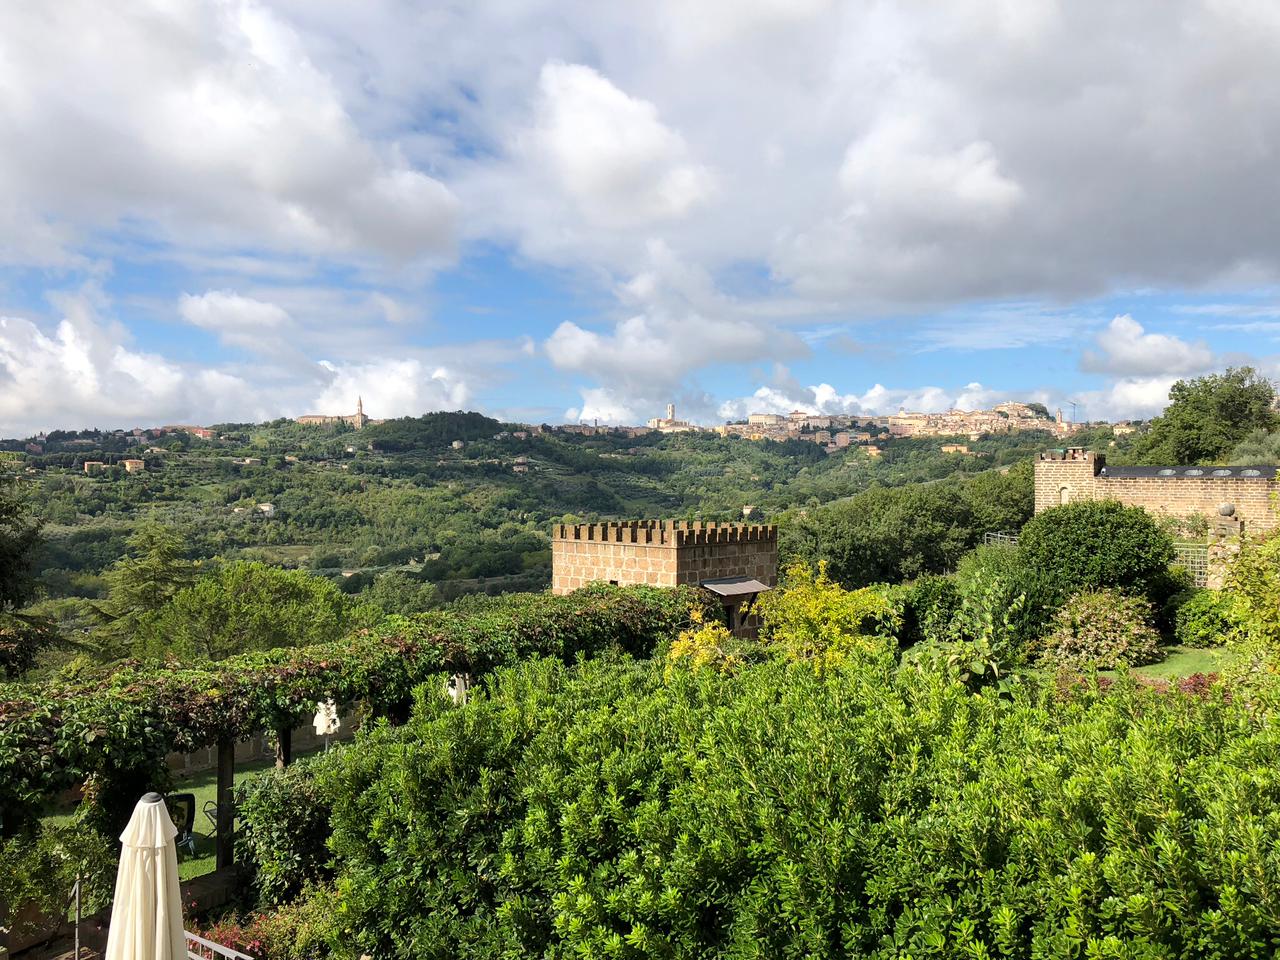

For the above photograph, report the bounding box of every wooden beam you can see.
[215,739,235,869]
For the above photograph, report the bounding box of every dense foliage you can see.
[1018,500,1177,604]
[0,481,49,677]
[134,560,359,661]
[241,653,1280,960]
[1036,589,1163,670]
[1133,367,1278,464]
[780,463,1034,587]
[0,584,706,836]
[235,756,334,907]
[1173,589,1241,647]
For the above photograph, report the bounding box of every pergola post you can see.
[275,727,292,769]
[215,738,235,870]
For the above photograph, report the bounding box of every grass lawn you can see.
[1107,644,1235,682]
[169,755,281,880]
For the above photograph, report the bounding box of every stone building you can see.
[551,520,778,636]
[1035,449,1277,531]
[1035,448,1279,586]
[296,396,378,430]
[121,458,146,474]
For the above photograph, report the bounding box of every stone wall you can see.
[1035,449,1278,533]
[551,520,778,594]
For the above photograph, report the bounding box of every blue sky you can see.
[2,1,1279,436]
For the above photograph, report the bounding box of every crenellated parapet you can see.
[552,520,777,546]
[551,519,778,595]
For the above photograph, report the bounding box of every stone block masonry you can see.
[551,520,778,594]
[1035,449,1278,534]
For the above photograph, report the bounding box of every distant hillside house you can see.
[122,458,146,473]
[296,396,382,430]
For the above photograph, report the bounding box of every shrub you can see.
[0,583,705,837]
[1018,500,1177,603]
[236,756,335,907]
[1037,589,1162,670]
[950,545,1055,649]
[665,608,753,676]
[1172,588,1241,647]
[894,574,959,646]
[1225,531,1280,649]
[302,654,1280,960]
[754,562,900,673]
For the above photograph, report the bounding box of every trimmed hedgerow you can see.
[281,653,1279,960]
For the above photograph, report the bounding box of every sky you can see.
[2,0,1280,437]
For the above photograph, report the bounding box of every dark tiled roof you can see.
[1099,465,1277,479]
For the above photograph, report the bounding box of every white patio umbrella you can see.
[104,792,186,960]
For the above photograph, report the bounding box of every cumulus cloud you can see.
[1081,315,1214,377]
[716,379,1017,422]
[0,293,258,434]
[310,358,470,417]
[8,1,1280,424]
[179,290,296,357]
[0,0,457,267]
[523,62,715,227]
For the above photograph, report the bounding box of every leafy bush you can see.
[1173,588,1241,647]
[950,545,1055,648]
[1037,589,1162,670]
[894,574,959,646]
[296,654,1280,960]
[754,562,900,673]
[236,756,335,907]
[1225,531,1280,649]
[1018,499,1177,603]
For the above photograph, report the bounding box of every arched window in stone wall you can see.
[1059,486,1071,505]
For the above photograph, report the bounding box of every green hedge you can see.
[0,584,707,835]
[235,756,334,908]
[287,655,1280,960]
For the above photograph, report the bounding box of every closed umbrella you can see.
[105,792,186,960]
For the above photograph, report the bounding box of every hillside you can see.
[5,412,1064,610]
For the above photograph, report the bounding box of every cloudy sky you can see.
[2,0,1279,436]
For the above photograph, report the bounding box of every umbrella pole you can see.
[73,875,80,960]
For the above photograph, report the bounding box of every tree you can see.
[93,525,202,658]
[1134,367,1278,464]
[780,466,1034,587]
[0,482,50,677]
[1018,500,1176,604]
[1228,427,1280,465]
[136,561,356,661]
[363,571,439,615]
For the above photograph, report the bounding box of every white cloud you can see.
[1081,314,1214,377]
[1080,376,1179,422]
[179,290,295,356]
[310,358,470,417]
[838,116,1023,226]
[0,293,258,434]
[522,62,715,228]
[0,0,458,267]
[716,379,1016,422]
